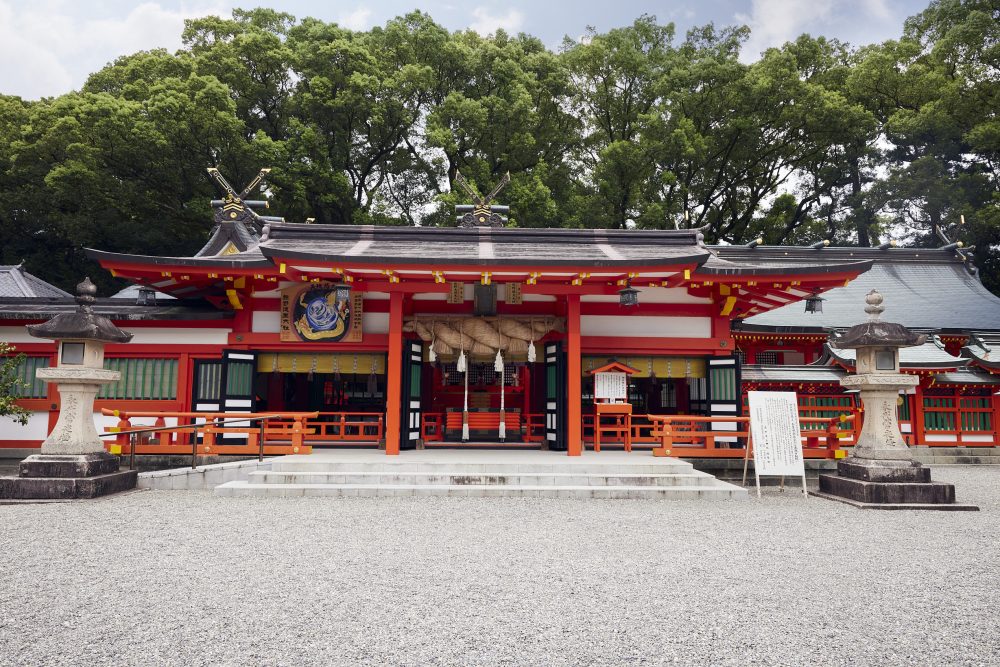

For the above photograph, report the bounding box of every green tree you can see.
[0,343,29,426]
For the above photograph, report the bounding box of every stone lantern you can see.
[0,278,137,499]
[817,290,977,510]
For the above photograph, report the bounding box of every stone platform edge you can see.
[139,459,273,491]
[812,491,980,511]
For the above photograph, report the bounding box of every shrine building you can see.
[1,170,997,456]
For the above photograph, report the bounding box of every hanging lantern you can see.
[618,279,639,307]
[804,290,825,314]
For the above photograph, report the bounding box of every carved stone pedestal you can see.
[0,452,137,500]
[817,458,977,510]
[813,290,977,510]
[814,370,977,510]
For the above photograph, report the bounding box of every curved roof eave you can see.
[85,248,274,270]
[256,245,711,269]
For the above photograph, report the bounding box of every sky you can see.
[0,0,932,100]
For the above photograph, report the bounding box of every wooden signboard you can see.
[594,372,628,402]
[280,283,363,342]
[745,391,807,497]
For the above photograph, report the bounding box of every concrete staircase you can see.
[910,447,1000,465]
[214,450,748,499]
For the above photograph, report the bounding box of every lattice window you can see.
[756,351,779,365]
[99,358,178,400]
[442,362,518,386]
[6,356,49,398]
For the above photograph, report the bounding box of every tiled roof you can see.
[0,265,71,299]
[717,247,1000,332]
[822,341,967,369]
[741,365,846,383]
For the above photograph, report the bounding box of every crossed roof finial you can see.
[454,171,511,228]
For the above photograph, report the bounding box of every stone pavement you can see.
[0,466,997,666]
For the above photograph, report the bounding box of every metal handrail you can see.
[98,415,284,471]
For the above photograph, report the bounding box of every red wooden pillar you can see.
[912,381,926,447]
[566,294,582,456]
[384,291,404,456]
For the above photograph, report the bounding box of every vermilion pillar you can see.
[566,294,582,456]
[384,291,404,455]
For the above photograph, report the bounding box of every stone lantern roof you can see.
[26,277,133,344]
[829,289,926,350]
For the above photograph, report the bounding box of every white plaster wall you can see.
[364,313,390,334]
[582,288,711,304]
[252,311,281,333]
[581,315,711,338]
[0,411,49,441]
[124,328,232,345]
[0,327,40,344]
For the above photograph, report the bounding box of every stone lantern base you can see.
[817,459,978,511]
[0,452,137,501]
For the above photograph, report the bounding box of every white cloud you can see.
[0,0,229,100]
[338,7,372,31]
[469,7,524,36]
[736,0,899,61]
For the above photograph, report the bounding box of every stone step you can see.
[911,448,1000,457]
[249,470,722,487]
[214,481,748,499]
[270,460,695,475]
[911,456,1000,465]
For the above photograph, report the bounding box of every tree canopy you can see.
[0,2,997,294]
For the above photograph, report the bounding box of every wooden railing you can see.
[298,412,384,444]
[101,409,317,456]
[645,414,857,459]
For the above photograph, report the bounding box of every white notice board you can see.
[594,372,627,401]
[746,391,807,497]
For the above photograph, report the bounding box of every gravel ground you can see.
[1,466,998,667]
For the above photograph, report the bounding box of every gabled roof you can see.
[110,285,176,301]
[962,333,1000,372]
[0,297,232,322]
[718,246,1000,333]
[589,361,639,375]
[195,220,261,258]
[820,341,967,371]
[741,364,847,384]
[0,264,71,299]
[256,224,712,267]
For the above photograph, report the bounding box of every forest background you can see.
[0,0,997,294]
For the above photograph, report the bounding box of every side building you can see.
[721,244,1000,446]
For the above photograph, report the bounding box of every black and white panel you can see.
[400,341,423,450]
[544,341,566,451]
[707,355,741,444]
[218,349,258,442]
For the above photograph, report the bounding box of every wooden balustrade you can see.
[645,414,856,459]
[100,409,317,456]
[297,412,384,444]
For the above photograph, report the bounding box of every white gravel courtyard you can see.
[1,465,998,666]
